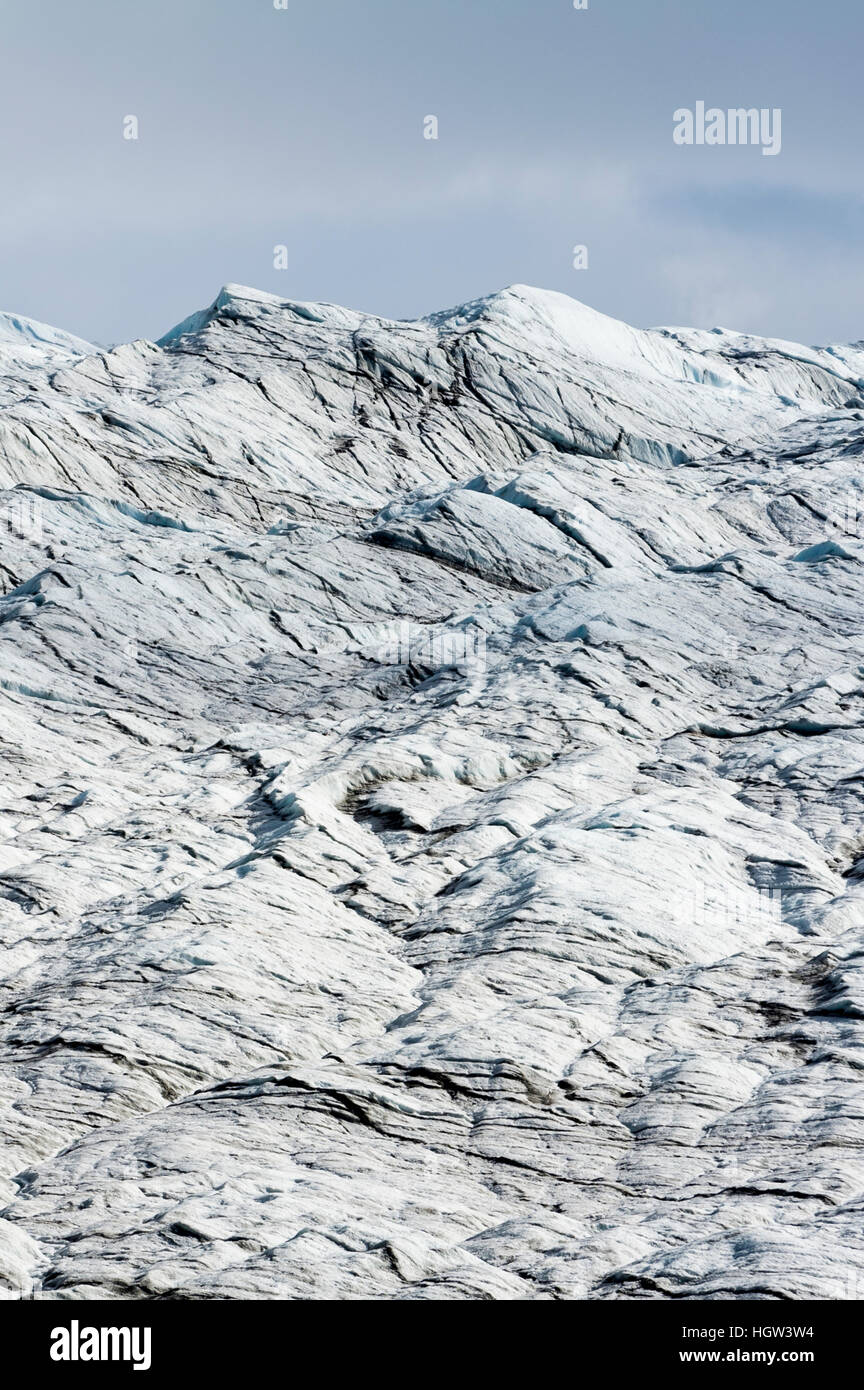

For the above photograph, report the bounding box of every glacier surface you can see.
[1,283,864,1299]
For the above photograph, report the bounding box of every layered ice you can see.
[0,284,863,1300]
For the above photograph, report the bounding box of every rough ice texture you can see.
[1,282,864,1300]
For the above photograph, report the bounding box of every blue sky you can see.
[1,0,861,345]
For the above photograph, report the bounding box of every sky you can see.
[0,0,862,347]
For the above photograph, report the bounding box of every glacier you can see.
[0,282,863,1299]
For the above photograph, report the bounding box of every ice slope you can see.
[0,313,94,385]
[0,284,864,1299]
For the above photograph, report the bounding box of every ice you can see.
[0,283,863,1300]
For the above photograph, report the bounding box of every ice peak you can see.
[0,310,93,358]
